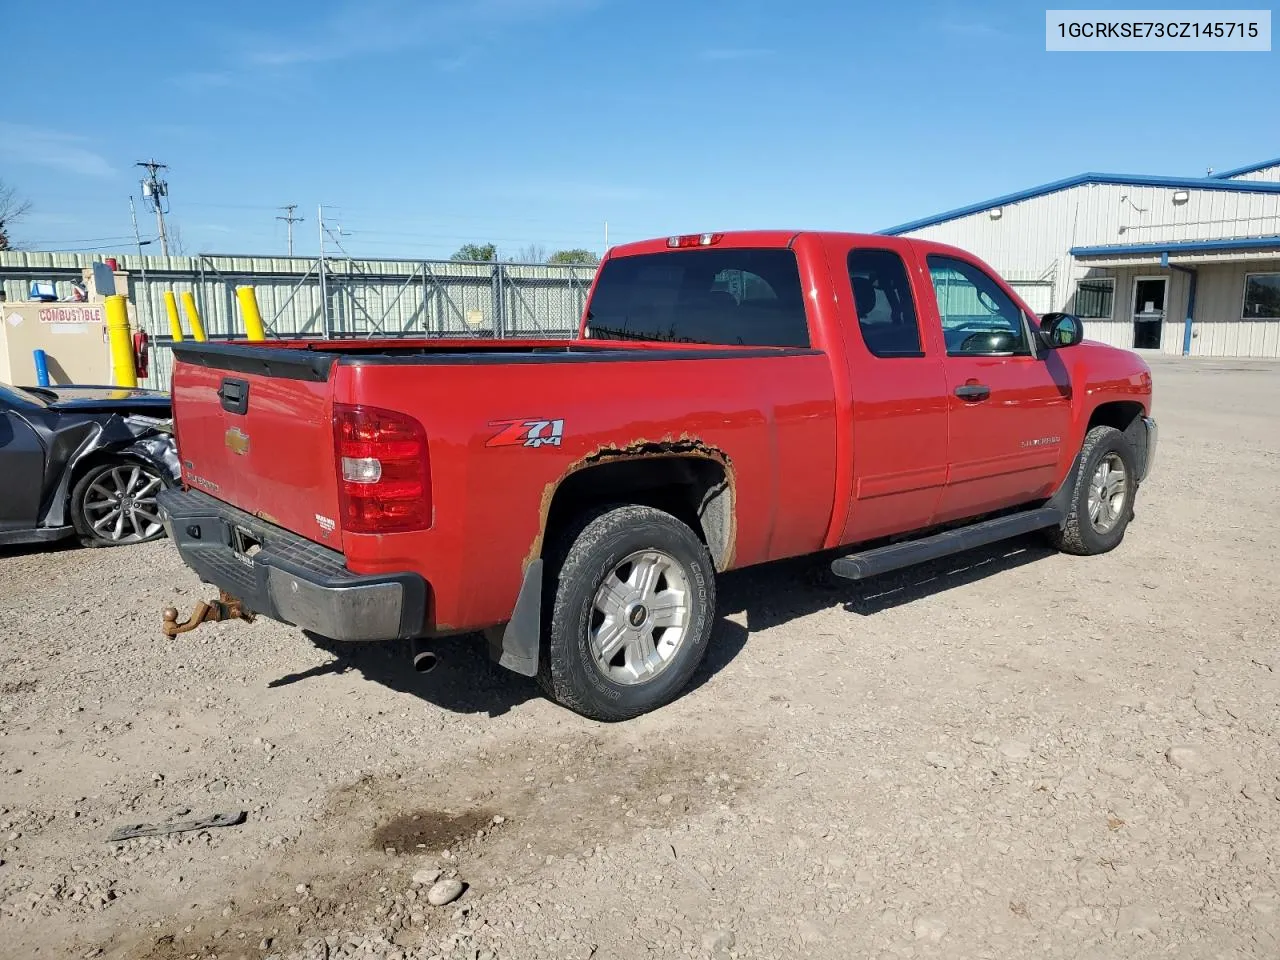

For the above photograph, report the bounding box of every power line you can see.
[24,234,137,245]
[276,204,304,255]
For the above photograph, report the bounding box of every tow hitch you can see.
[162,591,256,638]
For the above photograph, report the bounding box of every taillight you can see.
[667,233,723,248]
[333,403,430,534]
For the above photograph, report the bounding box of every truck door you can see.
[916,248,1073,522]
[833,239,950,544]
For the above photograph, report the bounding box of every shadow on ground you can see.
[267,535,1056,717]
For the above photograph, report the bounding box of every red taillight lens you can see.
[667,233,723,248]
[333,403,430,534]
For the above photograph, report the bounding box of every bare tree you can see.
[167,222,187,256]
[512,243,548,264]
[0,179,33,251]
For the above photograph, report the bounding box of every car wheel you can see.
[70,459,169,547]
[1047,425,1139,556]
[538,504,717,721]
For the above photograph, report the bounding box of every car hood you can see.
[41,384,172,412]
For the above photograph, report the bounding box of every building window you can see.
[1242,273,1280,320]
[1074,278,1115,320]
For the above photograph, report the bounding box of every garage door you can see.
[1010,281,1054,314]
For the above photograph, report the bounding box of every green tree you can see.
[450,242,497,262]
[547,248,600,266]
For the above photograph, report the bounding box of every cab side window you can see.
[847,248,923,357]
[926,255,1031,357]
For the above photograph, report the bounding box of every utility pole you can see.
[277,204,303,255]
[136,159,171,256]
[318,203,329,339]
[128,196,152,333]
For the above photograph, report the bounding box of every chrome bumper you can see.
[1138,416,1158,481]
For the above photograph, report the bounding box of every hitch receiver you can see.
[162,591,256,638]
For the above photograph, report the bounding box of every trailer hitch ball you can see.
[161,592,255,638]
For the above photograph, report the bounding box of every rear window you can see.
[584,248,810,347]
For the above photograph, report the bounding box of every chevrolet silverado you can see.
[157,230,1156,720]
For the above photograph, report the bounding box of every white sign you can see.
[39,305,104,324]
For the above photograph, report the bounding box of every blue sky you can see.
[2,1,1276,260]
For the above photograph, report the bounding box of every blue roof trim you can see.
[1210,157,1280,179]
[1070,235,1280,257]
[880,172,1280,235]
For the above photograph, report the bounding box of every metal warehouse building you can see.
[883,156,1280,358]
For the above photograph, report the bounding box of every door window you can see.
[926,255,1032,357]
[847,249,923,357]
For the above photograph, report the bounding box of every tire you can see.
[1046,425,1139,556]
[70,458,169,548]
[538,504,717,722]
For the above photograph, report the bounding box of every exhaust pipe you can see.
[412,649,439,674]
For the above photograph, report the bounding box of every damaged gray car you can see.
[0,383,180,548]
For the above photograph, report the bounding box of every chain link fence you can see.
[0,251,596,390]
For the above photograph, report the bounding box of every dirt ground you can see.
[2,355,1278,960]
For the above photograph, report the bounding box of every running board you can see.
[830,506,1063,581]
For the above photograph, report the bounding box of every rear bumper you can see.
[1138,416,1158,481]
[156,487,426,641]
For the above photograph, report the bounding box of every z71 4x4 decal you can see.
[486,418,565,448]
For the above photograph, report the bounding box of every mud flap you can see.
[488,559,542,677]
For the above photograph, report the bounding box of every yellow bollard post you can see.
[104,295,138,388]
[236,285,267,341]
[164,291,185,342]
[180,291,207,341]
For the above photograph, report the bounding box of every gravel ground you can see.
[2,355,1278,960]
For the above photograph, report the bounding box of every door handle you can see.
[954,383,990,402]
[218,378,250,415]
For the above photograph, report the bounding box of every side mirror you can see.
[1038,312,1083,350]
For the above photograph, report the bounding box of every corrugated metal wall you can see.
[897,180,1280,357]
[901,182,1280,309]
[1226,164,1280,184]
[1071,261,1280,357]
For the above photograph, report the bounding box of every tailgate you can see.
[170,343,345,550]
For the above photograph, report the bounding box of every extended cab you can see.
[157,231,1156,720]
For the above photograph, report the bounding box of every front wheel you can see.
[1047,425,1139,556]
[70,459,169,547]
[539,504,717,721]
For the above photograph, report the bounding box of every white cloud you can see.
[0,123,115,178]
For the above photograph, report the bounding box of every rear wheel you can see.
[539,504,716,721]
[70,459,168,547]
[1047,425,1138,556]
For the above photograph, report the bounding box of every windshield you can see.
[584,248,810,347]
[0,383,52,407]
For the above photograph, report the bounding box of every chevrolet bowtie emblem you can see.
[225,427,251,456]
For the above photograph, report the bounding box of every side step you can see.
[830,506,1062,581]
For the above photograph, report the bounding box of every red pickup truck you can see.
[157,230,1156,720]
